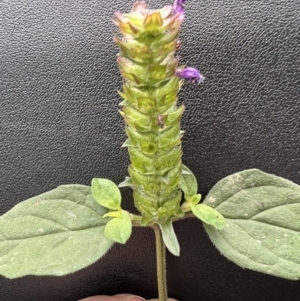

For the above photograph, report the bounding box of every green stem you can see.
[153,224,168,301]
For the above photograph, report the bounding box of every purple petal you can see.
[175,67,204,84]
[173,0,187,15]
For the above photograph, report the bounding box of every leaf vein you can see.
[230,218,300,234]
[215,185,296,210]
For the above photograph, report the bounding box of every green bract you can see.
[115,2,184,223]
[159,220,180,256]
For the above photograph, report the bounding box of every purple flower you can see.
[175,67,204,84]
[173,0,187,15]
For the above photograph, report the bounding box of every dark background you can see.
[1,0,300,300]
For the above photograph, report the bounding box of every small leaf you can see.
[191,204,225,230]
[179,164,198,197]
[0,185,114,279]
[104,210,132,244]
[203,169,300,280]
[91,178,121,210]
[159,220,180,256]
[186,194,201,206]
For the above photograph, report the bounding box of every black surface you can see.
[1,0,300,300]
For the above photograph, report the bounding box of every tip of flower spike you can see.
[175,67,204,84]
[132,1,149,14]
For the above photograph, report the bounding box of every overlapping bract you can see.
[115,1,186,223]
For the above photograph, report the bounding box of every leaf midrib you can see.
[215,184,298,210]
[0,214,105,242]
[227,218,300,233]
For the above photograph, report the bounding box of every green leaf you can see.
[91,178,121,210]
[186,194,202,206]
[159,220,180,256]
[179,164,198,197]
[0,185,114,279]
[104,210,132,244]
[203,169,300,280]
[191,204,225,230]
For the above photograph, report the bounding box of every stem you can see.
[153,224,168,301]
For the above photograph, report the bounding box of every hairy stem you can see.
[153,224,168,301]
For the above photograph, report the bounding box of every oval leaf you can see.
[91,178,121,210]
[0,185,114,279]
[191,204,225,230]
[186,194,202,206]
[104,210,132,244]
[179,164,198,197]
[203,169,300,280]
[159,220,180,256]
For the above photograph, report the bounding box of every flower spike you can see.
[115,1,203,224]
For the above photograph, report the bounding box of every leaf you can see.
[159,220,180,256]
[186,194,202,206]
[104,210,132,244]
[91,178,121,210]
[191,204,225,230]
[0,185,114,279]
[203,169,300,280]
[179,164,198,197]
